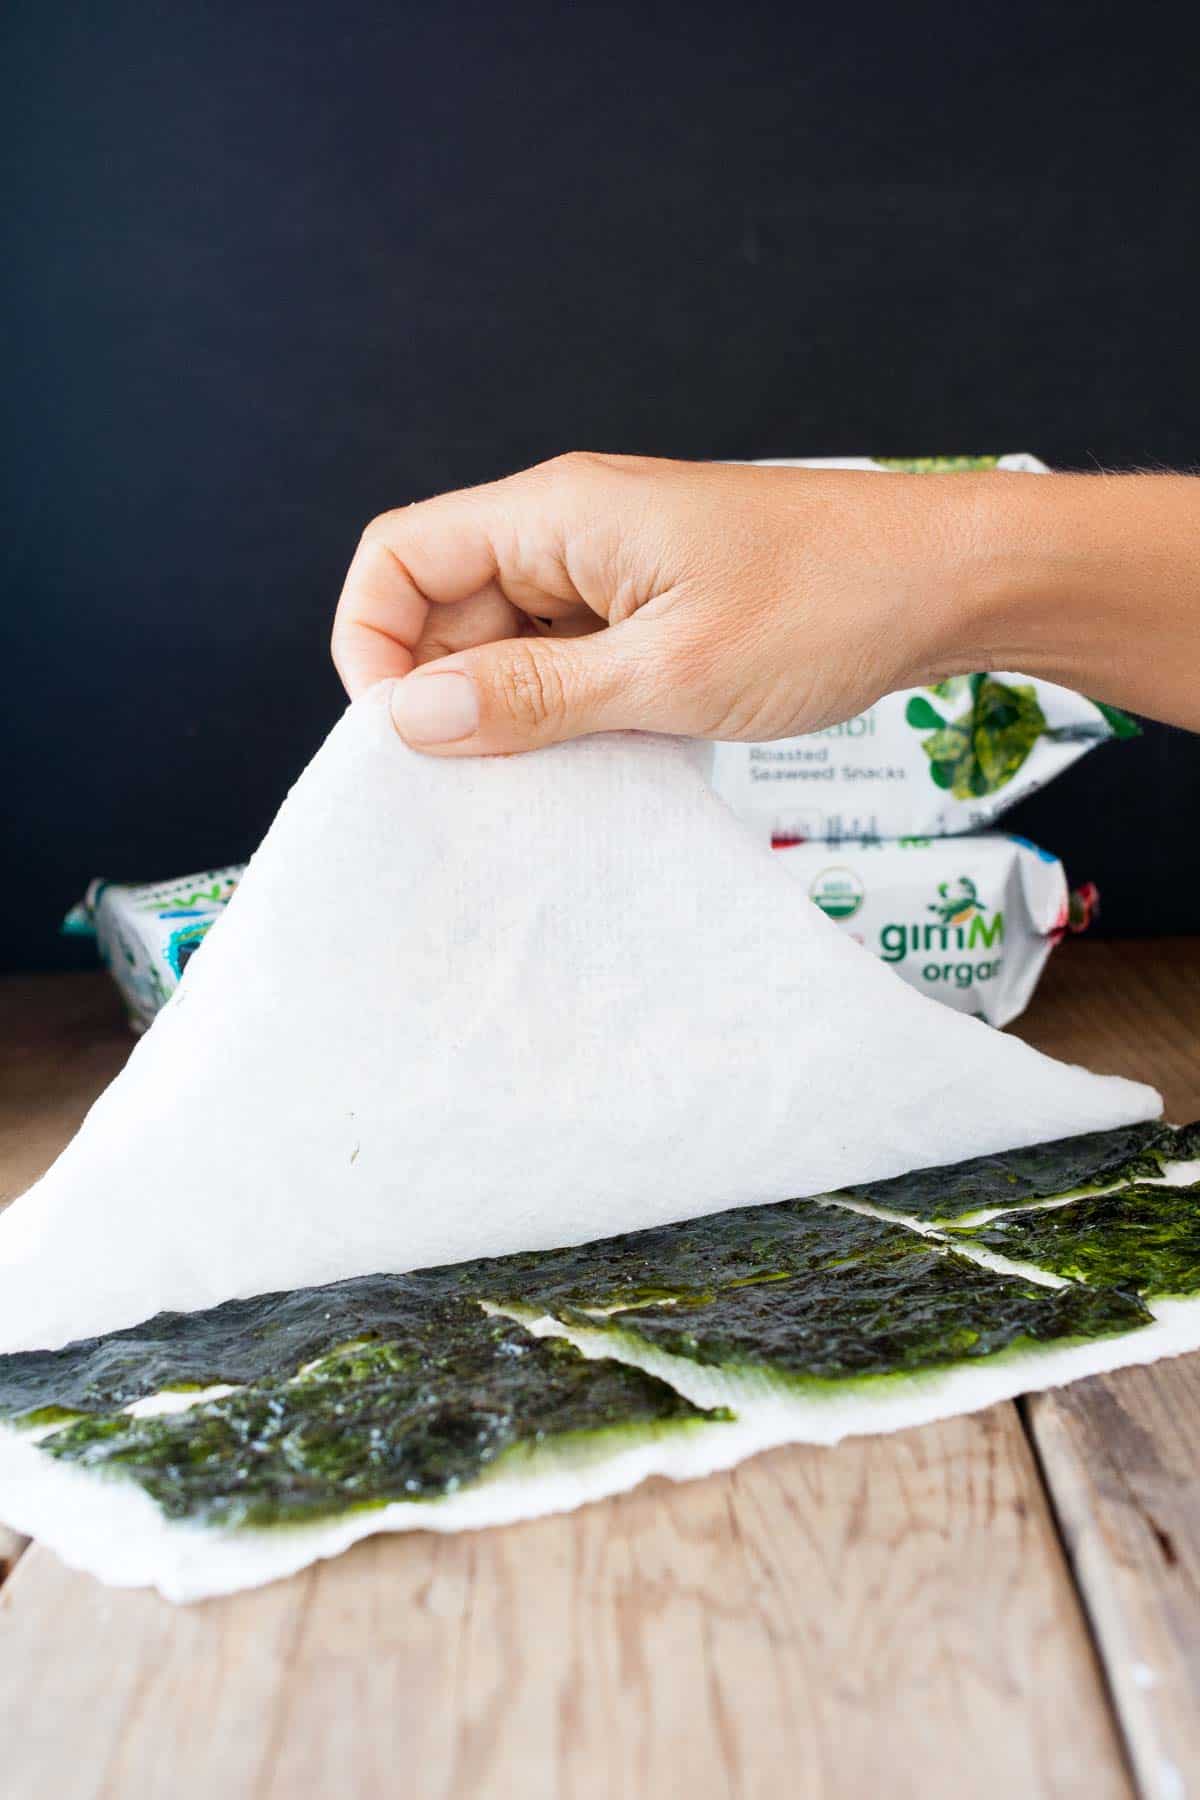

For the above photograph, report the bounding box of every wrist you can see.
[921,472,1113,691]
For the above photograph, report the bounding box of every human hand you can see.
[329,453,1104,754]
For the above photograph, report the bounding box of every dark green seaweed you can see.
[1163,1120,1200,1163]
[0,1272,472,1419]
[39,1305,720,1527]
[2,1119,1183,1530]
[461,1199,900,1316]
[0,1204,886,1421]
[837,1122,1174,1223]
[949,1181,1200,1300]
[570,1242,1151,1382]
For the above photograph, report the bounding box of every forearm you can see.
[937,473,1200,731]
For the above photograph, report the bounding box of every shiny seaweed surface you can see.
[950,1181,1200,1301]
[837,1122,1175,1222]
[0,1273,468,1418]
[0,1204,887,1421]
[1,1121,1186,1530]
[463,1199,898,1316]
[563,1239,1150,1382]
[1164,1120,1200,1163]
[37,1303,719,1526]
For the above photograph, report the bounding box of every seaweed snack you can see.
[478,1195,1152,1385]
[564,1235,1150,1386]
[9,1289,720,1528]
[949,1181,1200,1300]
[1162,1120,1200,1163]
[773,832,1072,1026]
[0,1126,1182,1572]
[835,1122,1174,1225]
[0,1190,1153,1529]
[0,1207,901,1423]
[0,1272,464,1419]
[467,1198,898,1317]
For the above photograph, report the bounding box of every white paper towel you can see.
[0,685,1180,1598]
[0,684,1158,1354]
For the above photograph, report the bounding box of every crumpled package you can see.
[772,832,1072,1026]
[0,686,1173,1598]
[64,868,244,1033]
[709,671,1135,843]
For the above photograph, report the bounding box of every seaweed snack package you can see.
[63,866,244,1032]
[772,833,1079,1027]
[748,452,1050,474]
[710,673,1137,842]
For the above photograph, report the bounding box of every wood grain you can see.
[0,974,125,1585]
[0,1411,1130,1800]
[1028,1362,1200,1800]
[1016,934,1200,1800]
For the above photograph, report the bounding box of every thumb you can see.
[388,626,658,756]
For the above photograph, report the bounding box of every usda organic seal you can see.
[808,866,865,921]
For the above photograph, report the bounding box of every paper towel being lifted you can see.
[0,683,1158,1357]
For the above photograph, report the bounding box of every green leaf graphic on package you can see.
[901,675,1139,801]
[905,676,1051,799]
[875,455,1001,474]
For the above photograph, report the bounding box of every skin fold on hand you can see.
[331,454,1200,755]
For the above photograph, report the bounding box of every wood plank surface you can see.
[2,941,1197,1798]
[1012,937,1200,1127]
[1013,937,1200,1800]
[0,975,124,1583]
[1028,1363,1200,1800]
[0,1408,1129,1800]
[0,971,130,1207]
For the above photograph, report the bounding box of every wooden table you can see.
[1,945,1197,1799]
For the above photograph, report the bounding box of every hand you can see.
[331,454,1200,752]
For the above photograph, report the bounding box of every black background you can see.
[6,0,1199,971]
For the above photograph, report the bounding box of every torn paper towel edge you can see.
[2,1299,1196,1604]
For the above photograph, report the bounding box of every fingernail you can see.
[390,671,480,745]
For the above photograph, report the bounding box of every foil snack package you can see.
[63,867,244,1033]
[710,456,1139,840]
[772,833,1072,1027]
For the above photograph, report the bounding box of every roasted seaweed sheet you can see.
[950,1181,1200,1300]
[2,1125,1191,1530]
[560,1237,1149,1383]
[465,1198,898,1316]
[31,1296,720,1527]
[836,1122,1178,1222]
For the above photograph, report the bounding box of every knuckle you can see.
[553,448,603,473]
[537,449,613,488]
[358,509,400,547]
[495,644,566,734]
